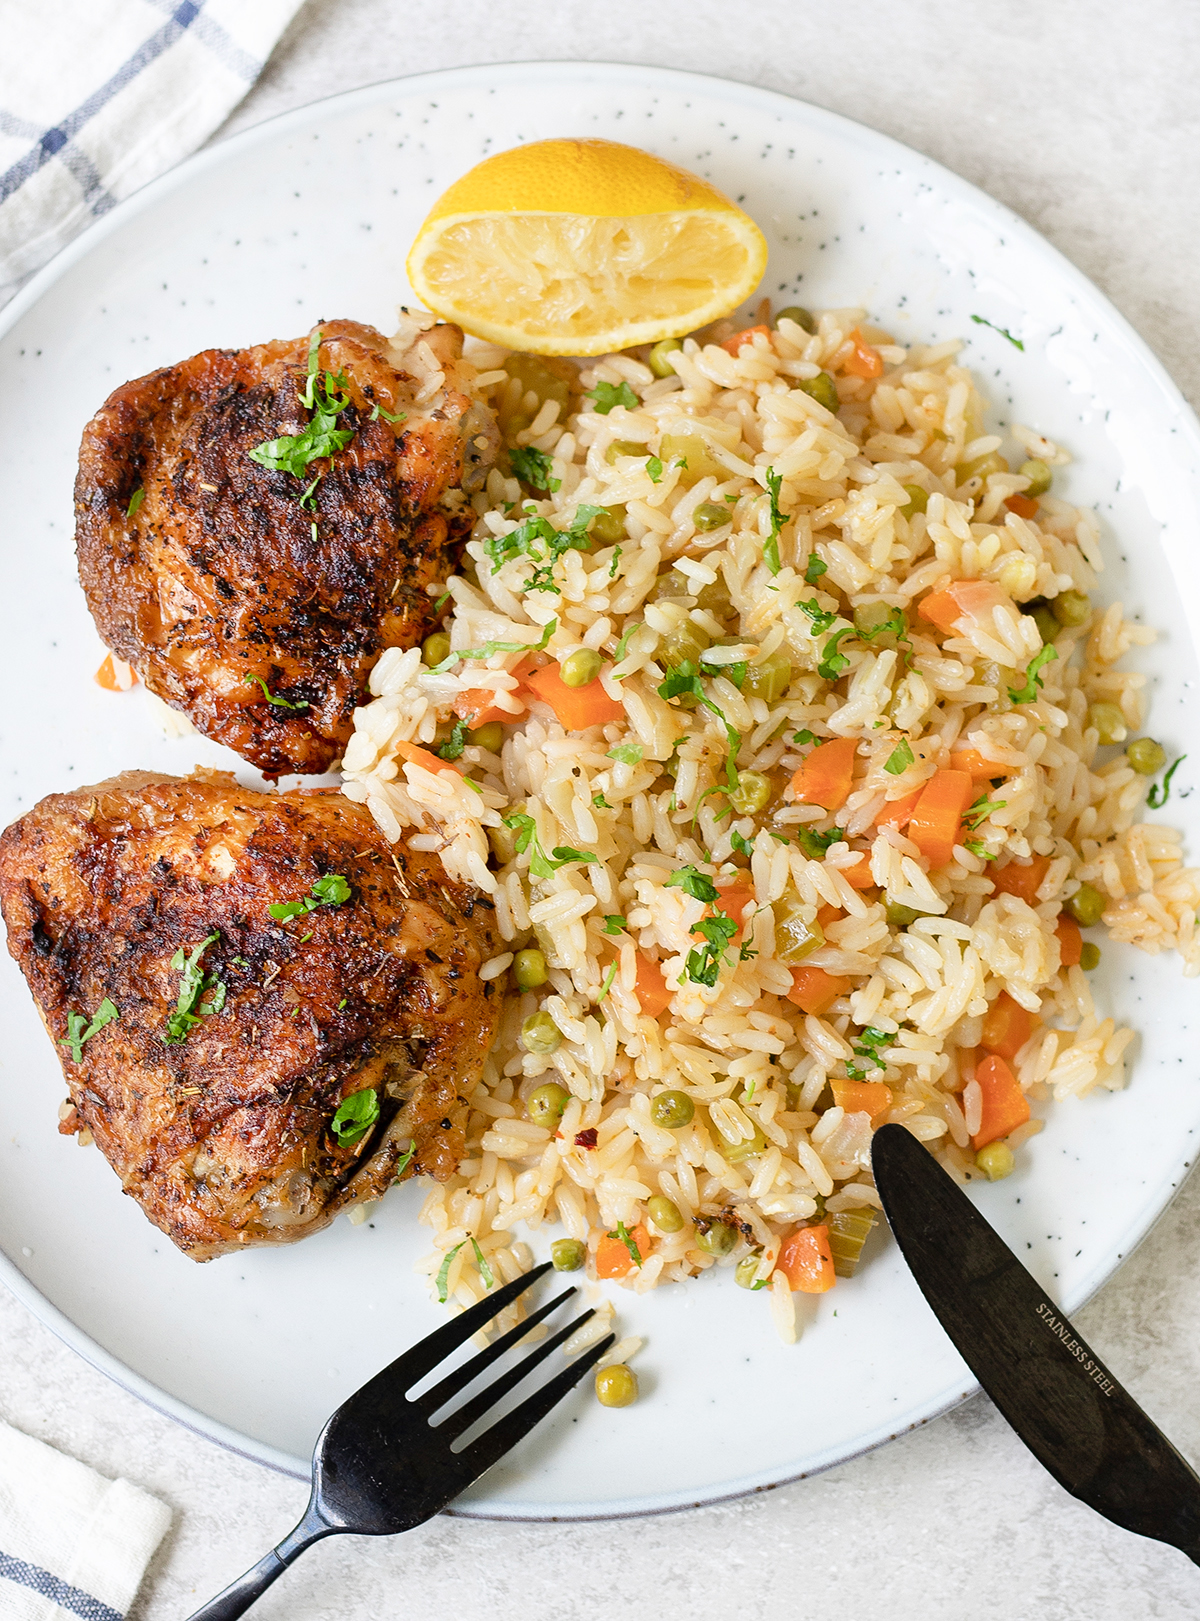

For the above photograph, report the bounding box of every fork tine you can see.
[413,1286,578,1417]
[451,1332,617,1485]
[357,1262,553,1396]
[433,1308,596,1442]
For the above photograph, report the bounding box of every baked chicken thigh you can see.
[75,318,498,778]
[0,770,501,1260]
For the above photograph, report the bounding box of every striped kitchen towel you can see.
[0,1419,171,1620]
[0,0,305,305]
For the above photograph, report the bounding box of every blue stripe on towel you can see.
[0,1547,124,1621]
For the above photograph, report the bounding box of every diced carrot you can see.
[393,739,458,776]
[874,786,923,830]
[843,328,884,379]
[816,903,843,930]
[451,687,525,728]
[786,966,852,1015]
[715,883,755,942]
[777,1224,836,1293]
[907,770,973,868]
[523,663,625,729]
[971,1053,1030,1150]
[917,579,1006,634]
[830,1077,893,1122]
[595,1223,651,1279]
[1005,493,1040,520]
[1055,912,1083,967]
[980,990,1040,1063]
[790,736,857,811]
[721,323,770,355]
[949,748,1009,779]
[990,853,1050,905]
[94,653,136,691]
[836,853,876,889]
[633,954,673,1017]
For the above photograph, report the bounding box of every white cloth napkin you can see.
[0,1419,171,1620]
[0,0,306,305]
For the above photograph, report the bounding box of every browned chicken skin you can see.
[0,770,501,1260]
[75,319,498,778]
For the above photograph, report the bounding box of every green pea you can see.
[513,948,548,990]
[975,1142,1015,1181]
[605,438,647,464]
[774,305,815,334]
[527,1082,569,1127]
[590,505,626,544]
[559,648,602,688]
[1019,458,1052,497]
[1079,941,1101,972]
[551,1237,586,1271]
[1127,737,1167,776]
[520,1012,562,1055]
[422,630,451,667]
[693,501,731,532]
[1087,703,1127,745]
[1052,590,1090,627]
[742,651,792,703]
[735,1254,767,1289]
[647,1194,684,1232]
[653,568,692,601]
[899,483,928,517]
[1031,606,1060,646]
[797,372,839,412]
[659,621,711,671]
[650,1090,695,1129]
[772,893,825,964]
[648,337,683,377]
[595,1364,638,1407]
[730,771,771,815]
[885,901,922,927]
[694,1218,738,1257]
[468,722,504,753]
[1066,883,1106,927]
[956,450,1009,486]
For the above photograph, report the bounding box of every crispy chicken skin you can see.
[0,770,501,1260]
[75,319,498,778]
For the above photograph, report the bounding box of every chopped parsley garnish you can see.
[471,1236,495,1288]
[685,912,739,987]
[607,743,644,765]
[796,598,838,636]
[588,380,639,414]
[162,932,225,1046]
[393,1142,415,1179]
[657,661,741,791]
[436,1241,463,1302]
[846,1025,893,1079]
[503,813,599,880]
[646,455,664,483]
[818,627,855,681]
[794,728,816,746]
[701,651,747,689]
[1149,755,1187,809]
[970,314,1025,351]
[509,445,561,492]
[730,829,755,859]
[795,825,845,858]
[856,606,909,643]
[438,718,469,761]
[126,488,145,517]
[609,1220,643,1267]
[597,962,618,1002]
[804,552,827,584]
[248,328,355,489]
[611,620,645,669]
[268,873,352,922]
[964,839,997,860]
[1007,644,1057,704]
[369,401,406,424]
[609,546,622,579]
[331,1086,379,1148]
[483,508,602,595]
[243,673,308,710]
[593,792,612,809]
[763,467,785,575]
[430,619,556,675]
[884,739,914,775]
[665,865,721,904]
[602,915,627,934]
[964,794,1008,831]
[60,998,119,1064]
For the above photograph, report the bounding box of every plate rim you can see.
[2,55,1199,1521]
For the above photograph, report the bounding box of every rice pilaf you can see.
[341,306,1199,1344]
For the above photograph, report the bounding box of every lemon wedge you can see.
[406,138,768,356]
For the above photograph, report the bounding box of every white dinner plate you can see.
[2,61,1199,1521]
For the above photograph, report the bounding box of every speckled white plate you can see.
[1,61,1199,1521]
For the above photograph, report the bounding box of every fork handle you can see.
[185,1507,335,1620]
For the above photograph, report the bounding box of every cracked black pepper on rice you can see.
[340,304,1198,1345]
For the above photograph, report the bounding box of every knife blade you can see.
[870,1121,1200,1565]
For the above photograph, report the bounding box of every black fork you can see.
[187,1263,612,1619]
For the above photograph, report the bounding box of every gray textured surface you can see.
[6,2,1200,1617]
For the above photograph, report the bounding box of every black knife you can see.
[870,1121,1200,1565]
